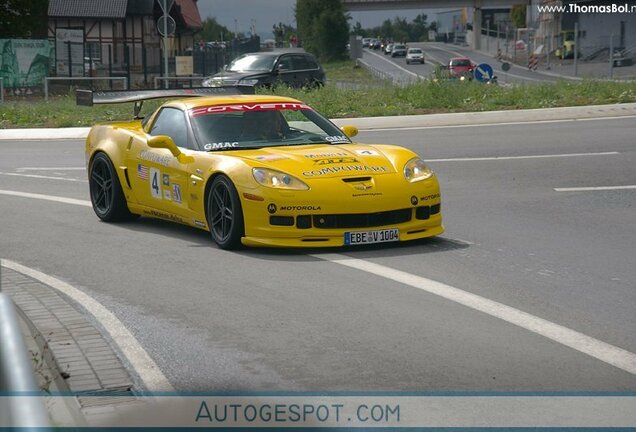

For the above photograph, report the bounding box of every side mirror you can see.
[148,135,181,157]
[340,125,358,138]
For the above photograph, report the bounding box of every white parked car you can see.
[406,48,425,64]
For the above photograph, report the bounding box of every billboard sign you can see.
[0,39,51,89]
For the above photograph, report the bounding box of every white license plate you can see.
[344,228,399,245]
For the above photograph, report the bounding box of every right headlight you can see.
[253,168,309,190]
[403,158,433,183]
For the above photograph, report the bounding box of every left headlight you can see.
[253,168,309,190]
[238,78,259,86]
[403,158,433,182]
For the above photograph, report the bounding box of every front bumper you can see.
[239,175,443,248]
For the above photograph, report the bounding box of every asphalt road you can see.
[364,43,561,85]
[1,117,635,392]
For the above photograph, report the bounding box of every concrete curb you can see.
[333,103,636,130]
[1,103,636,140]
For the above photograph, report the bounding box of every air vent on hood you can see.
[342,177,372,183]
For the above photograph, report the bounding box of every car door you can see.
[290,54,315,87]
[127,107,192,220]
[274,54,298,87]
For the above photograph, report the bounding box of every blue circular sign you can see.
[473,63,494,82]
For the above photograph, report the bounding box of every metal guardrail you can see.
[355,58,418,87]
[44,76,128,101]
[154,76,205,89]
[0,290,51,428]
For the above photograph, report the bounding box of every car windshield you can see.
[226,54,276,72]
[408,49,422,54]
[451,59,471,67]
[190,103,352,151]
[394,44,406,49]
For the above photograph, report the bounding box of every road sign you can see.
[501,62,511,72]
[473,63,494,82]
[157,15,176,36]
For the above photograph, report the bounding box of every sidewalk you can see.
[1,262,141,426]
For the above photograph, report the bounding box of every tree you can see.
[198,17,233,42]
[273,22,296,47]
[296,0,349,61]
[0,0,48,38]
[351,21,363,36]
[510,5,527,29]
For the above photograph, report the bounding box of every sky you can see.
[196,0,442,40]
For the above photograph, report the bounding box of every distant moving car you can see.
[391,44,407,57]
[384,43,393,55]
[362,38,372,48]
[202,52,325,89]
[78,87,444,249]
[371,39,382,50]
[405,48,425,64]
[448,57,475,79]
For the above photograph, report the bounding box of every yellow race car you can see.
[78,87,443,249]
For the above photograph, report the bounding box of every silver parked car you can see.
[391,44,407,57]
[406,47,425,64]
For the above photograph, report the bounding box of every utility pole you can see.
[573,21,579,77]
[609,33,614,79]
[163,0,169,88]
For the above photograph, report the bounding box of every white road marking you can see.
[365,48,422,78]
[313,253,636,376]
[359,115,636,132]
[427,152,619,162]
[1,259,175,392]
[555,185,636,192]
[17,167,85,171]
[0,171,87,182]
[0,190,92,207]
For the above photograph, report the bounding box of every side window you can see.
[149,107,188,149]
[292,55,314,70]
[277,56,293,71]
[304,55,318,69]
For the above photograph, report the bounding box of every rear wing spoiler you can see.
[76,86,255,106]
[76,86,255,118]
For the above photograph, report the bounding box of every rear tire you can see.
[89,153,138,222]
[206,175,244,250]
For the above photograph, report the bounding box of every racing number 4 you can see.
[150,168,162,199]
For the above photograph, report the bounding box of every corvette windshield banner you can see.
[190,103,312,117]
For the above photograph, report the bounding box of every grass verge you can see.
[1,60,635,128]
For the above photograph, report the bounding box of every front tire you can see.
[206,175,244,249]
[89,153,137,222]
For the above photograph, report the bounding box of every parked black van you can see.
[202,52,326,88]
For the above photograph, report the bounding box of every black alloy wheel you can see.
[89,153,137,222]
[207,175,244,249]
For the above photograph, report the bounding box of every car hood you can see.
[235,144,400,179]
[210,71,267,81]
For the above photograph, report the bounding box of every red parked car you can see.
[448,57,475,80]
